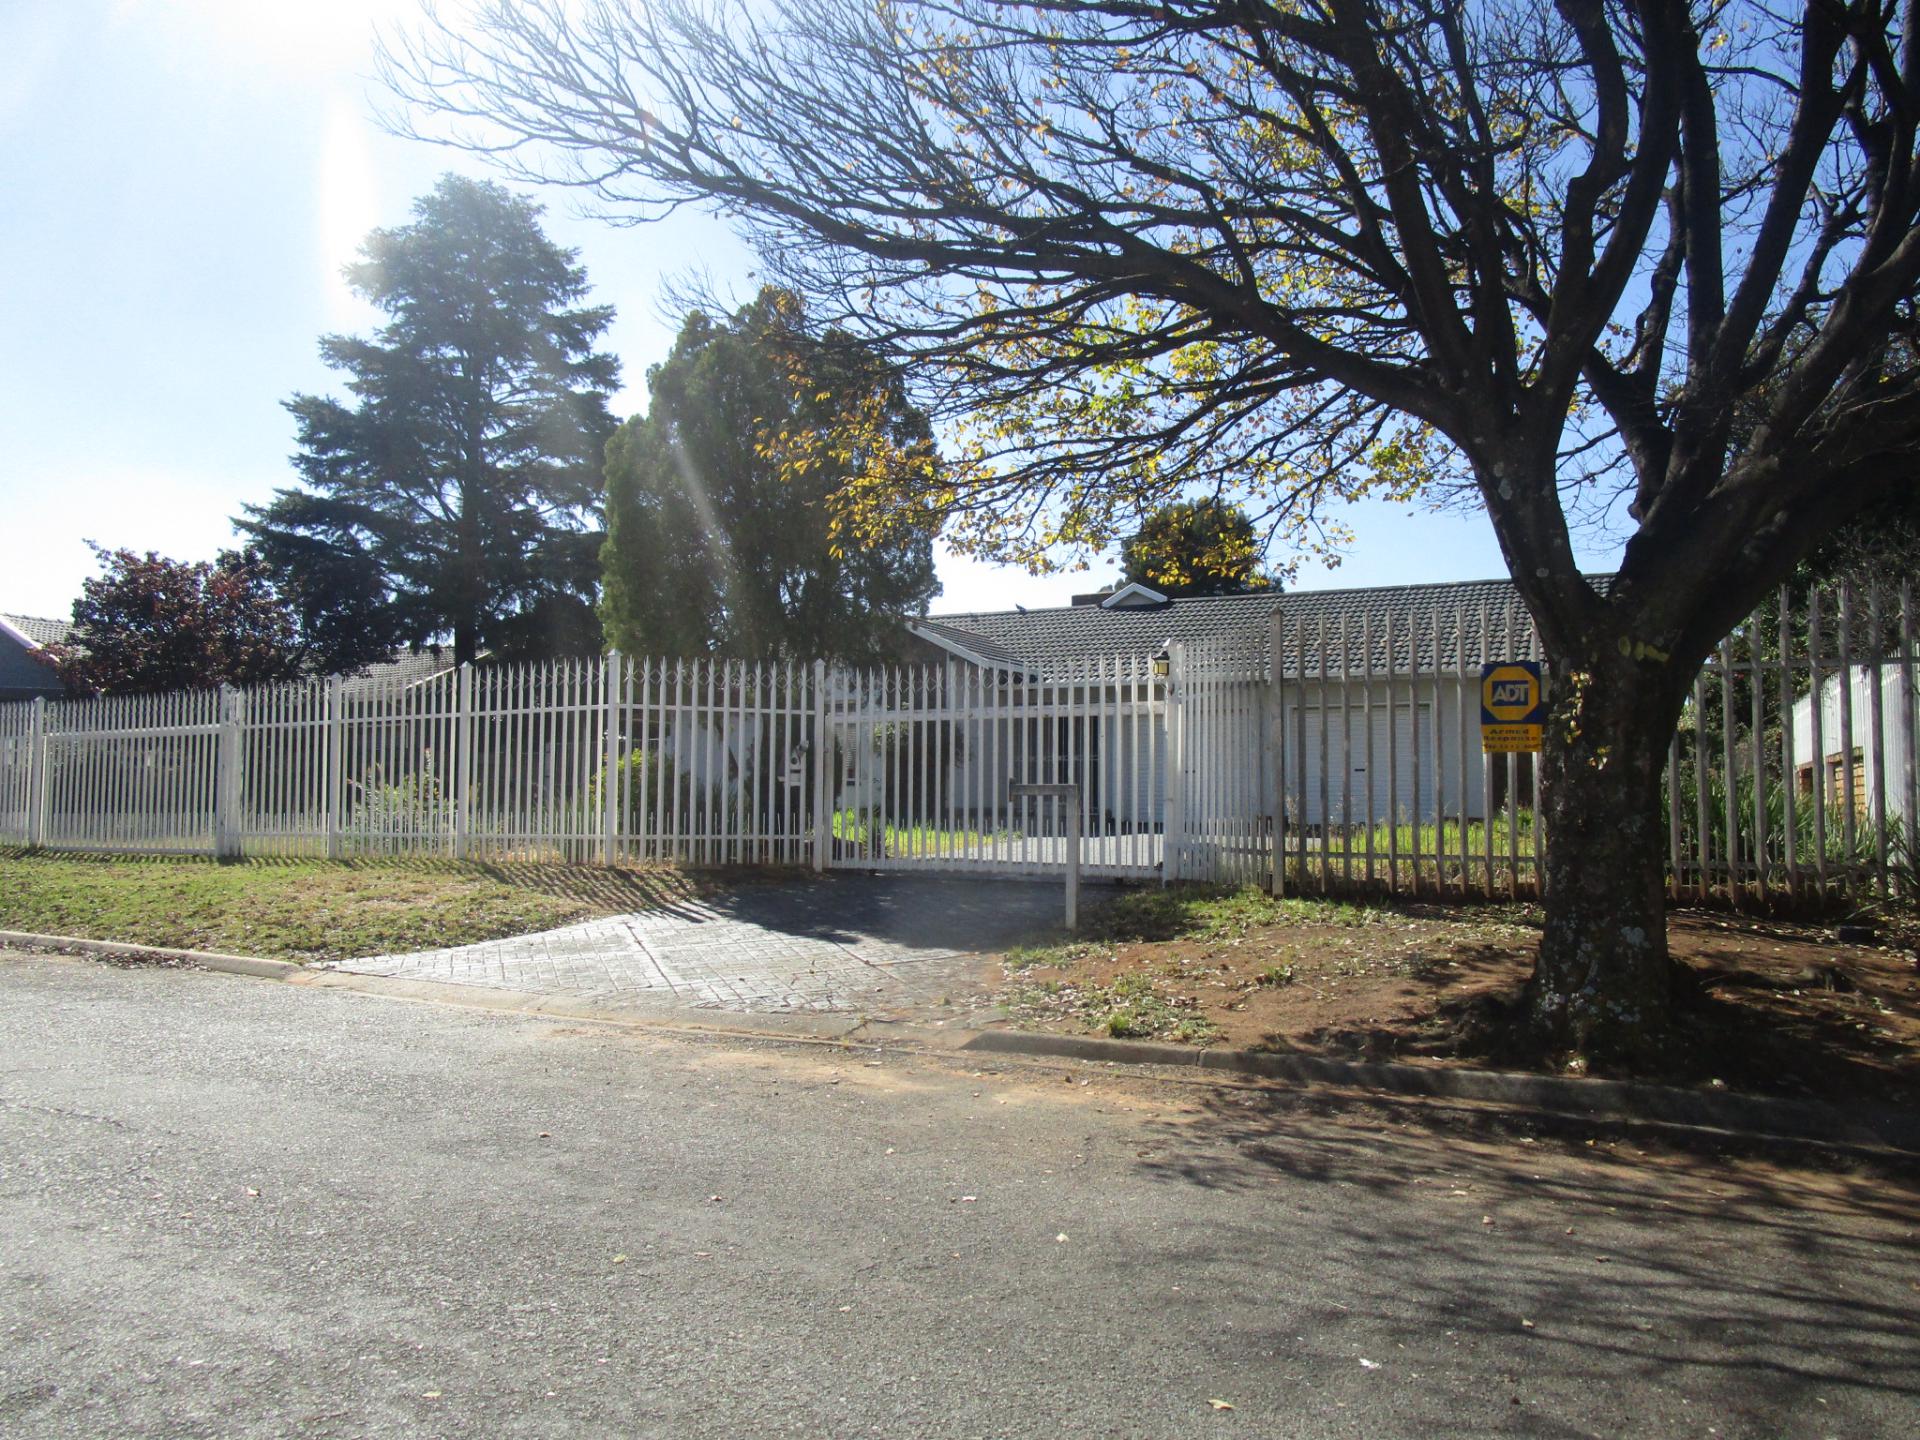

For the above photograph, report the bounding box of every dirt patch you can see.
[993,890,1920,1104]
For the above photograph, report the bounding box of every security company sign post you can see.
[1480,661,1545,753]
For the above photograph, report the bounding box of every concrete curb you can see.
[291,967,881,1042]
[10,927,1912,1153]
[0,930,304,981]
[962,1029,1920,1154]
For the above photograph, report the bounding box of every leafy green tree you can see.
[45,545,304,696]
[394,1,1920,1061]
[1121,500,1272,598]
[234,511,403,678]
[601,288,940,661]
[240,173,618,668]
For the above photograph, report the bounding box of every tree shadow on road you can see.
[1105,1079,1920,1427]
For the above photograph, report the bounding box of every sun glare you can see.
[318,95,384,326]
[117,0,422,73]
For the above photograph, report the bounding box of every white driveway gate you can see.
[819,653,1169,879]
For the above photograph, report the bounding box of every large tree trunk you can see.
[1529,643,1690,1063]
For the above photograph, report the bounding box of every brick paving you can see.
[323,874,1072,1018]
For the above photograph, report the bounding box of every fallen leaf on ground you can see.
[1207,1399,1235,1410]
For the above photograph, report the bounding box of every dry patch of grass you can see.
[1001,886,1532,1049]
[995,884,1920,1102]
[0,849,710,963]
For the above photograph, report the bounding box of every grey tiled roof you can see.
[922,577,1601,673]
[1,614,72,648]
[334,648,462,696]
[919,589,1278,670]
[909,617,1032,669]
[1269,581,1550,672]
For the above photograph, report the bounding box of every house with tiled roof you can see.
[909,577,1549,675]
[0,614,71,702]
[335,647,464,698]
[893,577,1570,831]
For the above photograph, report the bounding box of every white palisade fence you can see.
[1665,578,1918,905]
[1,577,1913,906]
[1268,595,1545,899]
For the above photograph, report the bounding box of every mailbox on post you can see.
[1009,780,1081,929]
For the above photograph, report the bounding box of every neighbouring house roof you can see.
[333,648,464,697]
[915,576,1596,674]
[0,613,70,701]
[0,613,72,650]
[908,617,1034,670]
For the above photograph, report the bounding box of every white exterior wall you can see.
[933,698,1167,831]
[651,713,772,797]
[1280,680,1489,825]
[1125,719,1168,827]
[1789,665,1917,822]
[889,674,1493,832]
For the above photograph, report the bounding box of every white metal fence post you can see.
[812,659,830,872]
[26,696,48,848]
[1163,641,1187,884]
[215,684,242,859]
[453,663,473,861]
[1266,611,1285,895]
[325,675,344,859]
[602,650,621,866]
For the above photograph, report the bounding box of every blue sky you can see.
[0,1,1621,625]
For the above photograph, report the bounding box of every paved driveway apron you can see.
[324,873,1069,1016]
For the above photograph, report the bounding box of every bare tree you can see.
[386,0,1920,1060]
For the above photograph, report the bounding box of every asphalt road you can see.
[2,951,1916,1439]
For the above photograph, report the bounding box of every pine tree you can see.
[241,174,618,669]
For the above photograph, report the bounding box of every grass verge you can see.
[1000,886,1402,1046]
[0,848,708,963]
[992,882,1920,1103]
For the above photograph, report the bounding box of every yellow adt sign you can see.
[1480,661,1544,753]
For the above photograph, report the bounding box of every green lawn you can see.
[829,810,1017,856]
[0,849,705,963]
[1297,815,1538,857]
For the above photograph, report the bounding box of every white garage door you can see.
[1289,705,1439,825]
